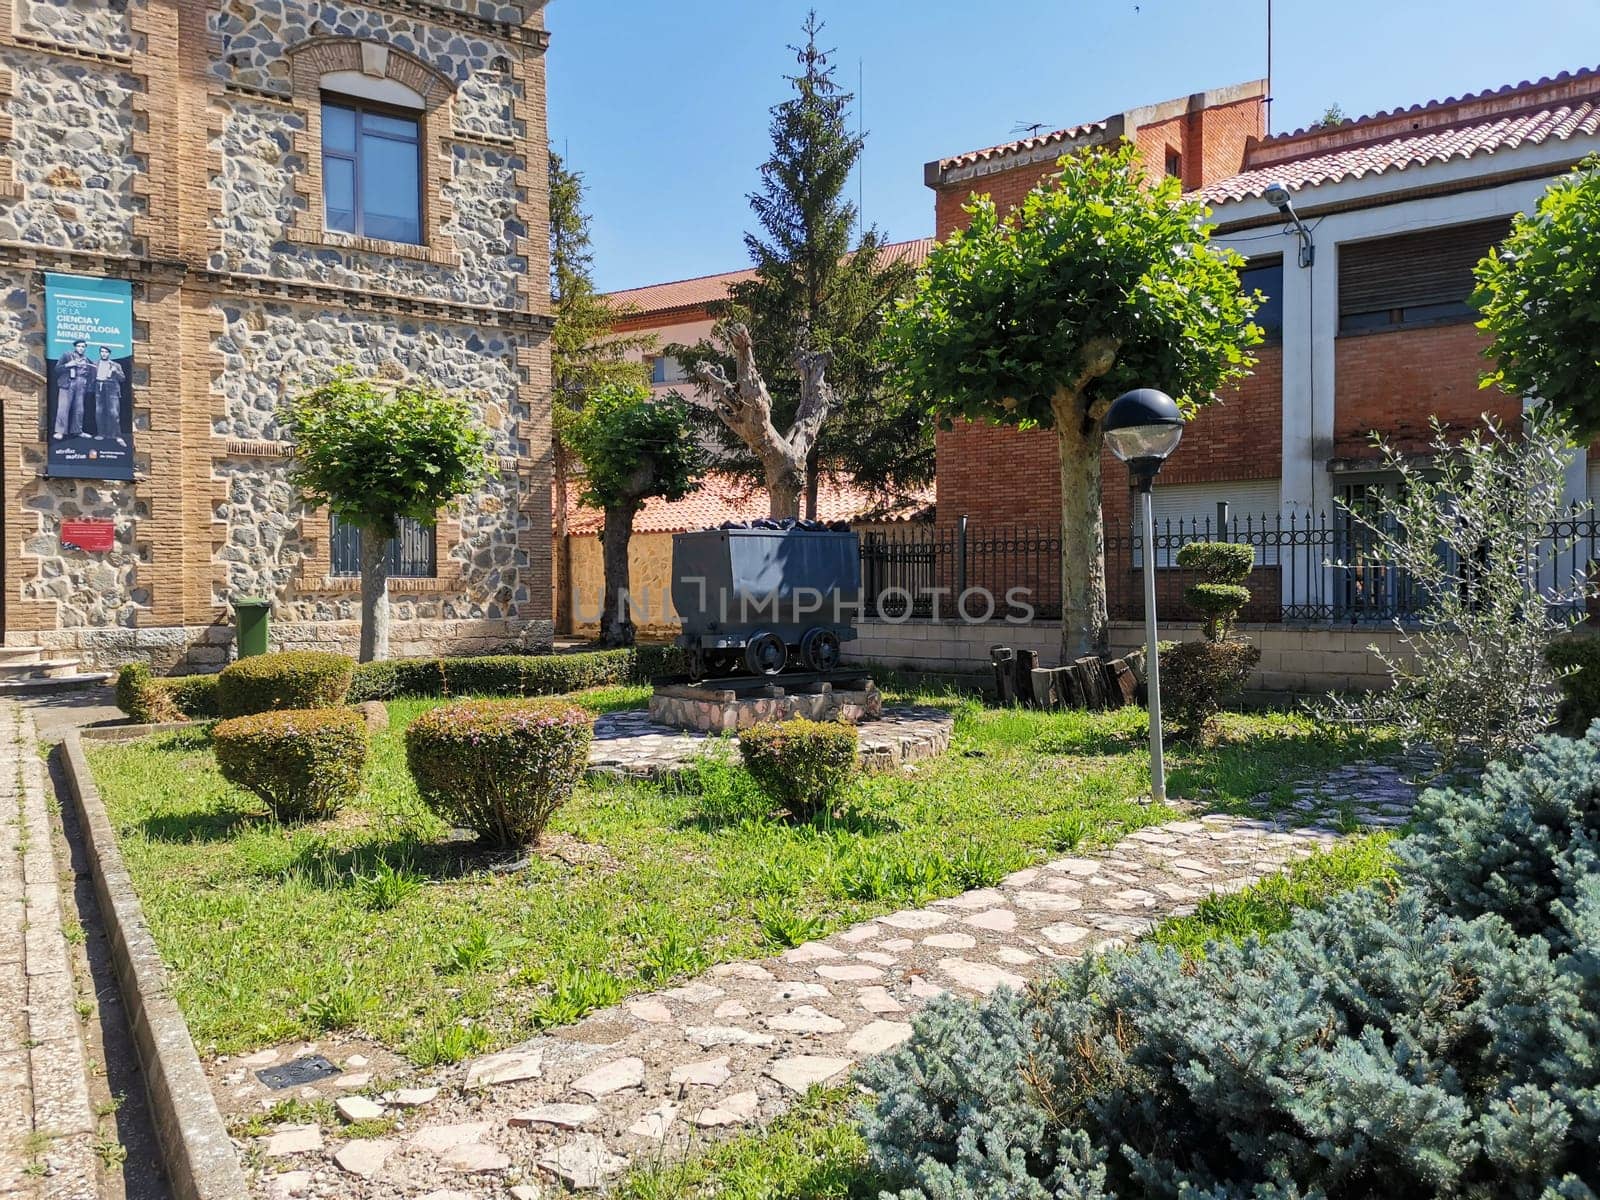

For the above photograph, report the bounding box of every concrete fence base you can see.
[846,619,1414,695]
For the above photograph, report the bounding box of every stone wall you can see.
[0,1,553,670]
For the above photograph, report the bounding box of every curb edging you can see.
[59,730,250,1200]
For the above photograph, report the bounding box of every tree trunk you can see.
[599,505,637,648]
[553,436,572,635]
[1053,390,1109,661]
[766,457,804,520]
[804,444,820,521]
[358,522,391,663]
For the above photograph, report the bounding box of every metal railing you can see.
[330,515,437,578]
[858,509,1600,625]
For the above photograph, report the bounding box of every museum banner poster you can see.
[44,272,134,481]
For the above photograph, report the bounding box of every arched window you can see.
[319,73,425,245]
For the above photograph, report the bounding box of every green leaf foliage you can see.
[282,370,491,539]
[1474,156,1600,438]
[564,384,703,514]
[1175,539,1254,584]
[213,707,368,822]
[216,651,355,717]
[860,728,1600,1199]
[738,717,858,821]
[405,698,594,848]
[885,141,1261,430]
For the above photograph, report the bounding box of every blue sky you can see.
[546,0,1600,293]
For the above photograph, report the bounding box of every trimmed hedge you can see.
[1546,633,1600,734]
[216,651,355,717]
[114,664,220,723]
[860,728,1600,1198]
[213,706,367,822]
[739,718,859,820]
[405,698,593,848]
[348,645,685,702]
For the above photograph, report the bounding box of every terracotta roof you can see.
[565,472,934,537]
[936,120,1111,174]
[1203,66,1600,204]
[605,237,935,320]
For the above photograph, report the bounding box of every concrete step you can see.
[0,672,111,695]
[0,657,88,680]
[0,645,45,666]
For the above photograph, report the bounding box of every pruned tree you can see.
[285,371,490,662]
[690,322,833,518]
[885,143,1261,661]
[550,149,652,632]
[674,11,923,517]
[1474,155,1600,438]
[565,384,703,647]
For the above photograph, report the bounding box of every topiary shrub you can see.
[859,728,1600,1199]
[114,664,222,723]
[1161,639,1260,738]
[738,718,859,820]
[405,699,593,848]
[1162,540,1260,737]
[213,707,368,821]
[216,651,355,717]
[1177,539,1254,638]
[1545,633,1600,735]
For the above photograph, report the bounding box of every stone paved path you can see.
[241,760,1419,1198]
[0,703,98,1200]
[586,705,954,779]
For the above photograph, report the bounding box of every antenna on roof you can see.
[1265,0,1274,132]
[1009,121,1049,137]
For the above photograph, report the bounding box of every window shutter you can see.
[1339,218,1511,317]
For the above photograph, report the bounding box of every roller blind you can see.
[1339,218,1511,318]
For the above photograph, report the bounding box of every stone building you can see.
[0,0,553,670]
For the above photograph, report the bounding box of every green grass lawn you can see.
[86,687,1392,1063]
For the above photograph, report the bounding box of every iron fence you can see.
[858,510,1600,625]
[330,515,437,578]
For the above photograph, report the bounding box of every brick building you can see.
[887,68,1600,688]
[0,0,553,671]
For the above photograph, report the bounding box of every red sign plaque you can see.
[60,519,115,553]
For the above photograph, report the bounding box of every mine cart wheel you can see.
[744,630,788,676]
[801,627,842,672]
[686,646,708,681]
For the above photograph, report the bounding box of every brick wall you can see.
[1333,322,1518,460]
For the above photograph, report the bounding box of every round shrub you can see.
[738,718,859,820]
[405,699,593,849]
[1175,539,1254,583]
[213,707,368,821]
[217,651,355,717]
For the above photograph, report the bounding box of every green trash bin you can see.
[234,597,271,659]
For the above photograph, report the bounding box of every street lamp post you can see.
[1103,388,1186,805]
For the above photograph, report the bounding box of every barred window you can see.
[329,514,436,578]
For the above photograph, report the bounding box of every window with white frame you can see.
[1141,479,1280,566]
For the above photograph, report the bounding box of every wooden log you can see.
[990,645,1018,706]
[1017,650,1040,706]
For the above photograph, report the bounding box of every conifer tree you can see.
[677,12,926,517]
[549,150,650,631]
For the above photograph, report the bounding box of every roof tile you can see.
[565,472,933,537]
